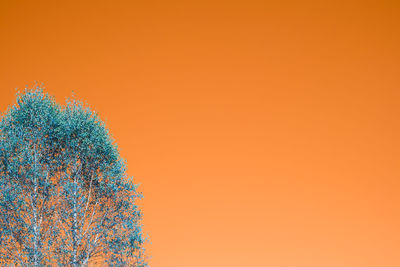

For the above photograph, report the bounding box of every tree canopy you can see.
[0,87,146,266]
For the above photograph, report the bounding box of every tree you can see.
[0,87,146,266]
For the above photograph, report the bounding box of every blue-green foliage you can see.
[0,87,147,266]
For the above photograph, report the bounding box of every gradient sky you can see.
[0,1,399,266]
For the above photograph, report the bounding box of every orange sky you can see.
[0,1,399,266]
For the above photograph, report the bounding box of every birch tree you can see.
[0,90,63,265]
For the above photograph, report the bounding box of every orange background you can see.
[0,1,399,266]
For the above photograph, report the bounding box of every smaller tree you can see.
[51,98,146,266]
